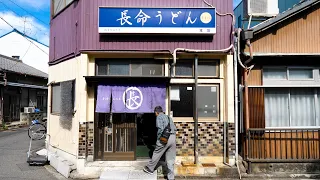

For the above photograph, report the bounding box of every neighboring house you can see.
[0,54,48,125]
[0,29,49,73]
[234,0,301,28]
[48,0,236,177]
[238,0,320,173]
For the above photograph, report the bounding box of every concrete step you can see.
[157,162,239,178]
[100,169,157,180]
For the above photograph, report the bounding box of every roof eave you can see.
[0,29,49,48]
[244,52,320,57]
[253,0,320,35]
[4,70,48,79]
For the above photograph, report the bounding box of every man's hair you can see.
[154,106,163,113]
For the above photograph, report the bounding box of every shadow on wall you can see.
[99,34,214,43]
[59,80,75,130]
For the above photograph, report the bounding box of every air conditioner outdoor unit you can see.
[24,107,35,113]
[244,0,279,17]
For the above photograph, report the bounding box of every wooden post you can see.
[243,69,250,159]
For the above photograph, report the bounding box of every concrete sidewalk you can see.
[99,169,157,180]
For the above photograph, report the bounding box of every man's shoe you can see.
[143,166,154,175]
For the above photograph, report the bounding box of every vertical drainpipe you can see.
[0,86,3,125]
[194,55,199,165]
[234,38,242,178]
[244,69,250,161]
[234,45,239,162]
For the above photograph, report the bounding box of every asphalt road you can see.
[0,127,58,180]
[1,128,316,180]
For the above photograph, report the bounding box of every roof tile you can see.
[0,54,48,78]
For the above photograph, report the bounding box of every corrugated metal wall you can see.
[50,1,81,63]
[246,5,320,54]
[50,0,233,64]
[247,67,262,86]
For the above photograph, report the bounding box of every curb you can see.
[241,173,320,179]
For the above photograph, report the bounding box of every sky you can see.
[0,0,242,46]
[0,0,50,46]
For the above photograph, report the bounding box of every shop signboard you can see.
[96,84,166,113]
[98,7,216,34]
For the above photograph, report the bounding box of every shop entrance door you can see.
[136,113,157,158]
[95,113,136,161]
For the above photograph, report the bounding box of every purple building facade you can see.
[48,0,235,177]
[49,0,233,64]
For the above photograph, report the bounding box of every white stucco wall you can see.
[0,31,49,73]
[48,56,80,163]
[225,55,235,123]
[47,53,93,164]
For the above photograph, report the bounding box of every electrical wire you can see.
[0,6,39,72]
[21,42,32,60]
[0,16,49,55]
[0,2,49,36]
[202,0,235,26]
[201,0,250,70]
[5,0,48,26]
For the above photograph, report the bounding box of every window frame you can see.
[131,60,164,76]
[197,84,220,121]
[263,66,319,86]
[264,87,320,128]
[198,60,220,78]
[50,80,76,115]
[263,67,288,80]
[169,84,220,121]
[36,90,48,112]
[108,60,131,76]
[95,59,165,77]
[174,60,194,77]
[287,68,314,81]
[51,83,61,115]
[170,84,194,119]
[173,59,220,78]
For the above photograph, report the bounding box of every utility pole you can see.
[0,71,5,126]
[23,17,27,34]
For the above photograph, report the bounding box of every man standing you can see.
[143,106,177,180]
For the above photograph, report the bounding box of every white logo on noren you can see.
[123,87,143,110]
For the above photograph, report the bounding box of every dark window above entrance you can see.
[96,59,164,76]
[175,61,193,77]
[198,61,218,77]
[174,59,219,77]
[109,61,130,75]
